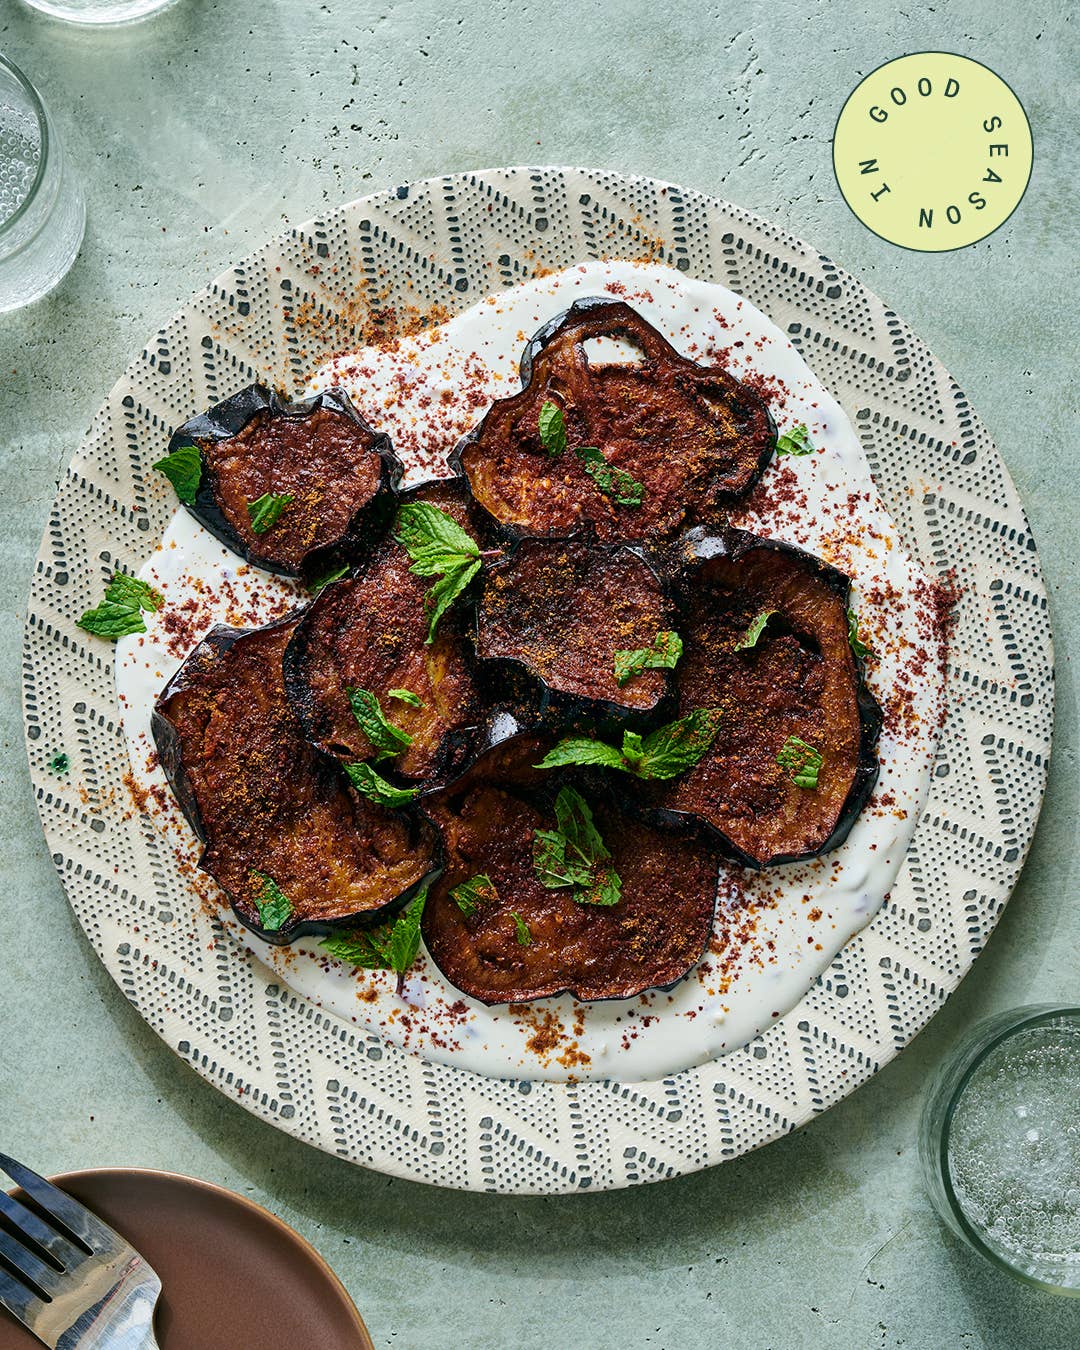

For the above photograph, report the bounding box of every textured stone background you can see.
[1,2,1077,1346]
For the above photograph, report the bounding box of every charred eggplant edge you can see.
[282,474,496,791]
[448,296,777,544]
[151,615,444,946]
[637,525,884,869]
[472,531,677,729]
[421,772,720,1005]
[166,383,404,579]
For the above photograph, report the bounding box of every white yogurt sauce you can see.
[117,260,944,1082]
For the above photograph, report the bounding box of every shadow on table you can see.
[935,1233,1080,1350]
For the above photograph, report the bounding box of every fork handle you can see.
[57,1282,160,1349]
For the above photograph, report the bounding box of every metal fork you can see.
[0,1152,161,1349]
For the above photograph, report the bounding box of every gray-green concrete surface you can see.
[1,2,1077,1346]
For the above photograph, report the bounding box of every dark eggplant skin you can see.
[418,710,554,804]
[282,475,498,791]
[166,384,403,579]
[450,296,777,545]
[473,532,677,730]
[637,526,883,869]
[152,614,442,946]
[420,782,719,1005]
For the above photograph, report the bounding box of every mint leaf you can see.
[538,400,567,456]
[250,871,293,932]
[78,599,150,639]
[776,424,814,457]
[532,786,622,907]
[153,442,202,504]
[735,609,776,652]
[633,708,723,779]
[106,573,163,613]
[575,862,622,908]
[534,737,626,772]
[78,570,165,640]
[450,873,498,917]
[320,887,430,992]
[395,502,480,572]
[308,563,349,594]
[621,731,645,765]
[554,786,609,867]
[49,752,69,775]
[511,912,532,945]
[421,557,481,644]
[614,630,682,685]
[394,503,482,643]
[319,929,392,970]
[388,688,424,708]
[344,761,419,807]
[533,828,595,890]
[536,709,722,781]
[247,491,293,534]
[847,607,873,660]
[776,735,823,790]
[386,889,428,979]
[575,444,644,507]
[347,688,413,760]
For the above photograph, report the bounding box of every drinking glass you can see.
[919,1004,1080,1295]
[20,0,179,22]
[0,54,84,313]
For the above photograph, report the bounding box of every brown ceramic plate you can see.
[0,1168,373,1350]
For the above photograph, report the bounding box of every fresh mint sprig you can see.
[536,708,723,781]
[320,887,429,994]
[387,688,424,708]
[538,400,567,456]
[344,762,419,807]
[450,873,499,917]
[847,607,873,661]
[532,786,622,907]
[347,688,413,760]
[78,572,164,640]
[153,442,202,504]
[308,563,350,594]
[735,610,776,652]
[775,424,814,457]
[394,502,482,643]
[575,444,644,507]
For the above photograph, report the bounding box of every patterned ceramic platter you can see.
[22,168,1053,1194]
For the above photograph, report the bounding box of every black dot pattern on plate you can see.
[21,167,1053,1194]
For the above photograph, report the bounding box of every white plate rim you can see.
[22,166,1054,1194]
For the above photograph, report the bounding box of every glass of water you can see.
[0,54,85,313]
[20,0,178,22]
[920,1005,1080,1295]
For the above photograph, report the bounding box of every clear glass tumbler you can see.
[19,0,179,23]
[919,1005,1080,1295]
[0,54,85,313]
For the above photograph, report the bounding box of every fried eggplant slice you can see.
[476,535,673,718]
[646,528,882,867]
[454,297,775,542]
[422,786,718,1004]
[163,385,401,577]
[283,478,487,786]
[152,615,439,944]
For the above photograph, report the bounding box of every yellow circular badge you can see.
[833,53,1032,252]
